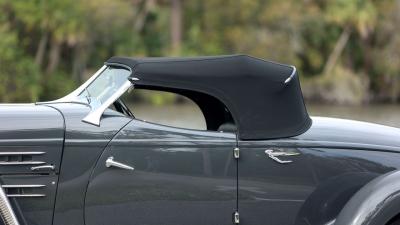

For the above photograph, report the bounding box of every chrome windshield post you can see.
[82,80,133,126]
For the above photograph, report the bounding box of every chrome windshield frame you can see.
[55,65,108,103]
[39,64,136,126]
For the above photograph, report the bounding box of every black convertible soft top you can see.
[106,55,311,140]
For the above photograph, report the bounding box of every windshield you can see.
[78,66,131,104]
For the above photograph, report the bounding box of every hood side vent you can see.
[1,184,46,198]
[0,152,45,166]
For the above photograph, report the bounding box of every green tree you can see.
[0,8,40,102]
[323,0,377,76]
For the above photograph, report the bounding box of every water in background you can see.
[308,104,400,128]
[131,103,400,130]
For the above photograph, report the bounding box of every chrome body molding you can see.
[1,184,47,198]
[326,219,336,225]
[0,152,45,156]
[1,185,46,188]
[284,66,297,84]
[0,185,20,225]
[6,194,46,198]
[0,161,45,165]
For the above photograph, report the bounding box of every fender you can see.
[294,172,378,225]
[335,170,400,225]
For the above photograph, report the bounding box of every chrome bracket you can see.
[233,147,240,159]
[233,211,240,224]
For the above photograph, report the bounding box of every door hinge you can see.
[233,211,240,224]
[233,147,240,159]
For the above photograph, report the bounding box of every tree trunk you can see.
[323,26,351,76]
[133,0,154,32]
[72,43,87,84]
[46,38,61,75]
[361,35,373,75]
[170,0,182,54]
[35,32,48,67]
[360,35,372,103]
[391,75,399,103]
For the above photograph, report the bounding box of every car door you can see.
[85,119,238,225]
[237,141,316,225]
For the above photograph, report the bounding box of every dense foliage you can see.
[0,0,399,104]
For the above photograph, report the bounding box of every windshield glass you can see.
[78,66,131,104]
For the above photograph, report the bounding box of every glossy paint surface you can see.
[1,175,58,225]
[85,119,237,225]
[238,145,400,225]
[0,104,64,174]
[238,117,400,225]
[3,103,400,225]
[0,104,64,225]
[46,103,132,225]
[298,117,400,150]
[335,170,400,225]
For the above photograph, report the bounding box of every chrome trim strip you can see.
[0,138,61,145]
[326,219,336,225]
[0,161,46,166]
[82,80,133,126]
[0,152,45,156]
[284,66,296,84]
[239,139,400,152]
[1,185,46,188]
[6,194,45,198]
[0,185,20,225]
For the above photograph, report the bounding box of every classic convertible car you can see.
[1,55,400,225]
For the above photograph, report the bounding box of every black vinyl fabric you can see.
[106,55,312,140]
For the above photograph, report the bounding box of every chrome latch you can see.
[105,156,134,171]
[233,211,240,224]
[31,165,55,171]
[233,147,240,159]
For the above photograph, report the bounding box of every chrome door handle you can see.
[31,165,55,171]
[265,149,300,164]
[105,156,134,171]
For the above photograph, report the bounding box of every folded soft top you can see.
[107,54,311,140]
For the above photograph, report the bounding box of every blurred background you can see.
[0,0,400,128]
